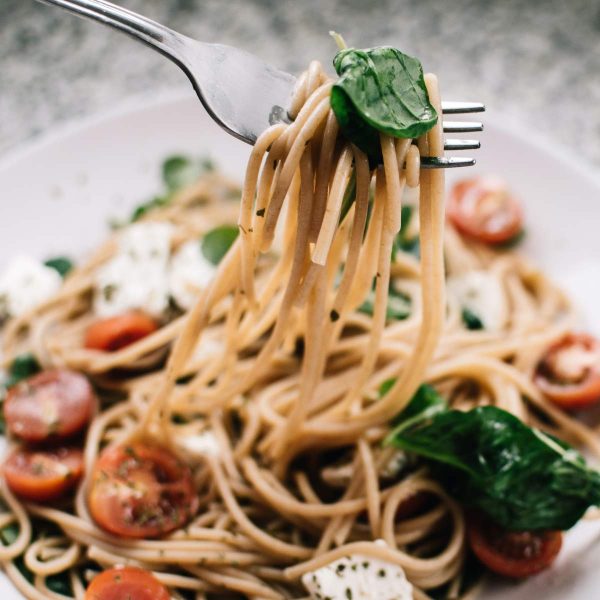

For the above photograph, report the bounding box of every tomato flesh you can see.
[448,177,523,245]
[88,442,198,538]
[4,447,83,502]
[535,333,600,410]
[4,369,96,442]
[84,312,158,352]
[85,566,170,600]
[468,515,562,578]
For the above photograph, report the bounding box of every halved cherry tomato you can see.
[85,566,170,600]
[4,369,96,442]
[84,312,158,352]
[448,177,524,245]
[4,447,83,502]
[535,333,600,410]
[468,514,562,578]
[88,442,198,538]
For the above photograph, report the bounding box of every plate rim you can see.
[1,90,599,190]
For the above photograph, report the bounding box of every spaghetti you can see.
[0,59,593,600]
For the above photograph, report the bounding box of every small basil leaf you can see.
[163,155,214,192]
[201,225,239,266]
[461,307,484,331]
[44,256,73,278]
[331,47,438,161]
[387,404,600,531]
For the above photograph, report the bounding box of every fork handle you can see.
[35,0,190,68]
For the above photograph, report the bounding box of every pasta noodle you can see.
[0,59,589,600]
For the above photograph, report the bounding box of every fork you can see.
[35,0,484,168]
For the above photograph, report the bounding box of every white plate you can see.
[1,93,599,599]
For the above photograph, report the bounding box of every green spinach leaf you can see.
[201,225,239,266]
[393,205,420,258]
[339,171,357,224]
[331,46,438,162]
[4,353,41,389]
[359,282,411,321]
[130,195,170,223]
[125,155,214,224]
[163,155,214,192]
[386,403,600,531]
[44,256,74,278]
[390,383,446,428]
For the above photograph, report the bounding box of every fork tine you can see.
[420,157,476,169]
[441,101,485,114]
[444,139,481,151]
[443,121,484,133]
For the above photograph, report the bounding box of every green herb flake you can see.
[331,46,437,163]
[201,225,239,266]
[461,307,484,331]
[44,256,74,278]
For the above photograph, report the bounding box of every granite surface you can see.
[1,0,599,169]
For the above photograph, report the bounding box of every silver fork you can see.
[35,0,484,168]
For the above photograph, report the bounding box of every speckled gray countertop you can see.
[1,0,599,169]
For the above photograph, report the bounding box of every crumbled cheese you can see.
[302,540,413,600]
[94,223,173,318]
[448,270,507,332]
[169,240,217,310]
[191,336,224,363]
[0,255,62,319]
[179,430,221,458]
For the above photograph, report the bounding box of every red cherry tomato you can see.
[468,515,562,578]
[88,443,198,538]
[4,447,83,502]
[448,177,524,245]
[84,566,170,600]
[84,312,158,352]
[4,369,96,442]
[535,333,600,410]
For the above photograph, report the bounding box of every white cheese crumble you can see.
[0,255,62,319]
[94,223,173,318]
[168,240,217,310]
[191,336,224,363]
[447,270,507,332]
[302,540,413,600]
[179,430,221,459]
